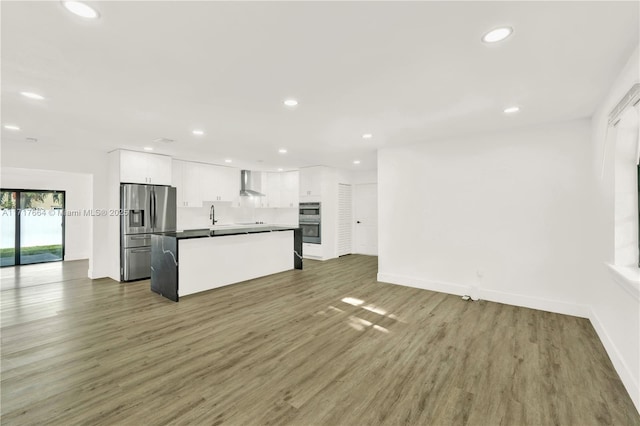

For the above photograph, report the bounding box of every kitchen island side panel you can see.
[178,231,294,297]
[151,234,179,302]
[293,228,303,269]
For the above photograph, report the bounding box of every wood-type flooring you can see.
[1,255,638,425]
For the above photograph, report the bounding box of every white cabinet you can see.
[199,164,217,202]
[120,150,172,185]
[183,163,202,206]
[222,167,241,204]
[303,243,322,258]
[255,171,299,208]
[173,160,202,207]
[264,172,281,208]
[299,167,323,198]
[200,164,240,203]
[281,171,299,208]
[173,160,239,207]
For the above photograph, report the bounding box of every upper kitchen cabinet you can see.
[119,150,172,185]
[264,172,282,208]
[199,163,240,204]
[281,171,299,208]
[173,160,240,207]
[173,160,202,207]
[299,167,323,199]
[255,171,299,208]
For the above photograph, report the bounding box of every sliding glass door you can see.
[1,191,17,266]
[0,189,65,267]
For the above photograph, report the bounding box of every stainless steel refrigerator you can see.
[120,184,176,281]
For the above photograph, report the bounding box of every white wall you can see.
[1,167,92,261]
[378,119,593,317]
[1,145,110,278]
[176,202,298,231]
[351,169,378,185]
[589,45,640,412]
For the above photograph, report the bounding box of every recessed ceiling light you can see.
[143,146,154,151]
[4,125,20,131]
[62,1,100,19]
[278,148,287,154]
[482,27,513,43]
[192,129,204,136]
[20,92,45,100]
[353,160,361,165]
[225,159,232,163]
[503,106,520,114]
[277,168,283,172]
[283,99,298,107]
[362,133,373,139]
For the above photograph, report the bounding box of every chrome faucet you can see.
[210,205,218,225]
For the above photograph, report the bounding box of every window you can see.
[610,97,639,268]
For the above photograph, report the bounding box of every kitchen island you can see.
[150,226,302,302]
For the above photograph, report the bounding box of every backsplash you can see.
[176,199,298,230]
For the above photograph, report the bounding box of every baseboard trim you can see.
[64,253,89,262]
[589,309,640,414]
[480,287,590,318]
[376,273,589,318]
[88,269,109,280]
[377,273,469,297]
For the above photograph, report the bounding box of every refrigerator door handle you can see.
[152,189,157,229]
[154,189,158,228]
[149,188,154,231]
[131,248,151,253]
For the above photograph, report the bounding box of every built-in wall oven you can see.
[299,203,320,220]
[299,202,321,244]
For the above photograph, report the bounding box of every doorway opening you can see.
[1,189,66,267]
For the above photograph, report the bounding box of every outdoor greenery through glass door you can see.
[1,190,65,266]
[0,191,17,266]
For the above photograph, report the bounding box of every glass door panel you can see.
[19,191,64,265]
[0,191,17,266]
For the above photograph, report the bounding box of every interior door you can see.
[354,183,378,255]
[338,183,352,256]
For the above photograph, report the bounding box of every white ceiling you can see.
[2,1,638,172]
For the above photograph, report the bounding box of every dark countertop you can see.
[153,226,300,240]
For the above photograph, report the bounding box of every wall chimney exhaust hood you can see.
[240,170,265,197]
